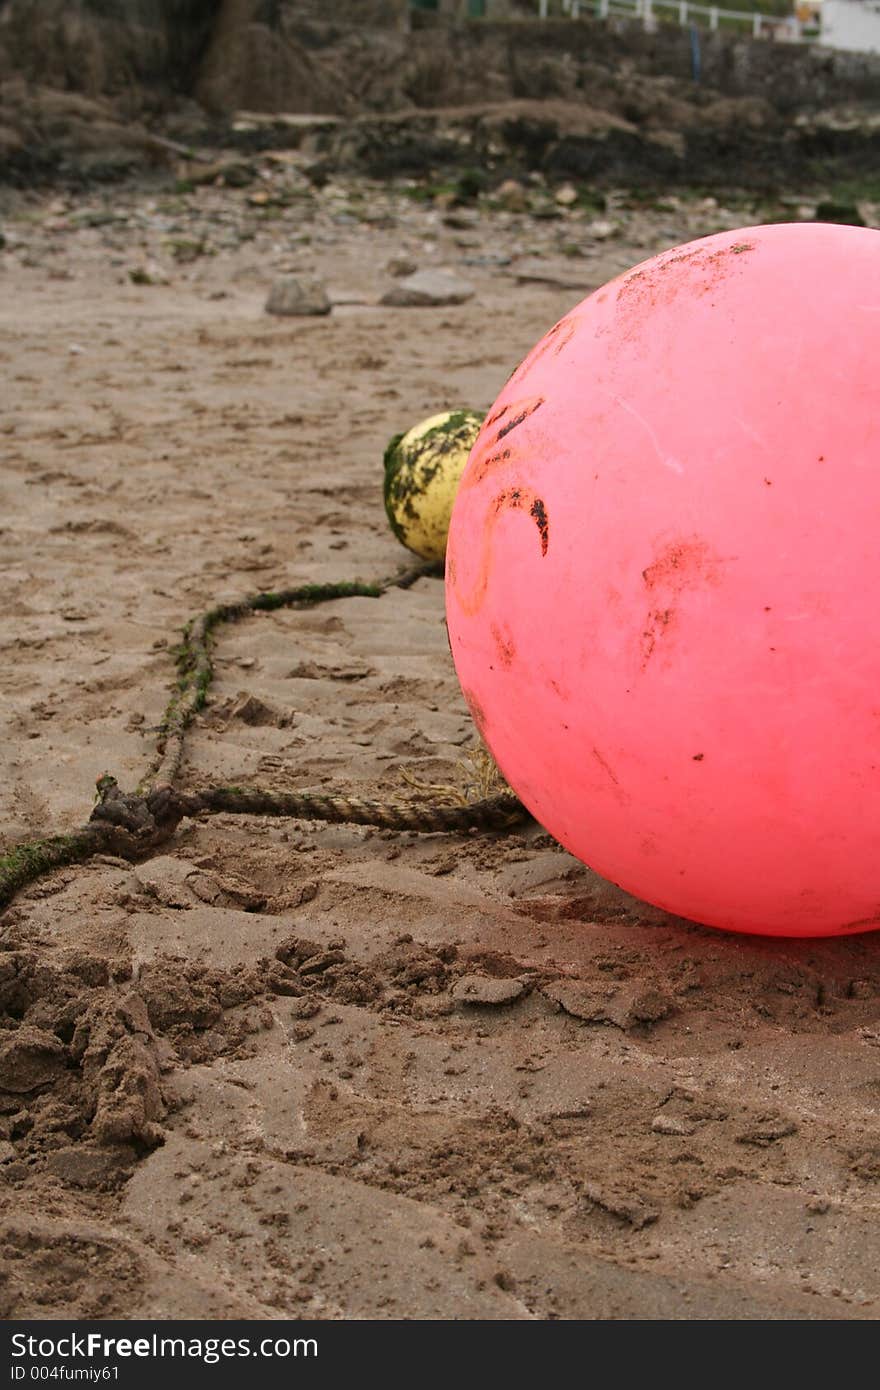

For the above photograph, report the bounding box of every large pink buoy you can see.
[446,223,880,938]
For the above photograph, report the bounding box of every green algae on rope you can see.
[140,565,434,793]
[0,828,105,910]
[0,562,527,912]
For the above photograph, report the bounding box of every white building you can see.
[816,0,880,51]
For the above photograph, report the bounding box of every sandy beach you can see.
[2,167,880,1319]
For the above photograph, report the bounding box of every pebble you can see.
[495,178,528,212]
[651,1113,697,1137]
[265,275,331,316]
[588,219,619,239]
[386,256,418,278]
[510,257,596,290]
[380,268,475,307]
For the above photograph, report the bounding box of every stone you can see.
[128,263,166,286]
[495,178,528,212]
[380,269,475,308]
[588,219,619,240]
[265,276,331,317]
[652,1114,697,1137]
[442,210,479,230]
[386,256,418,278]
[555,183,578,206]
[510,258,597,291]
[814,200,865,227]
[452,974,525,1006]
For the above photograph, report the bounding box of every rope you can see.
[0,562,527,911]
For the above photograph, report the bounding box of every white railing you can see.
[536,0,806,39]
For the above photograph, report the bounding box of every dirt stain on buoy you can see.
[639,537,723,669]
[453,487,550,616]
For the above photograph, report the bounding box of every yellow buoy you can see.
[383,409,483,561]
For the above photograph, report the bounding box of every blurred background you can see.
[1,0,880,208]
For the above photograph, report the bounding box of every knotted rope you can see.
[0,563,526,911]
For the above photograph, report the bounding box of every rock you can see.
[181,158,257,188]
[0,1026,66,1093]
[452,975,526,1007]
[265,276,331,317]
[652,1113,696,1137]
[380,269,475,308]
[495,178,528,212]
[588,219,619,240]
[509,258,596,291]
[814,200,866,227]
[462,252,511,267]
[128,263,166,286]
[386,256,418,278]
[555,183,578,206]
[442,210,479,230]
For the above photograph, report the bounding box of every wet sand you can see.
[1,172,879,1319]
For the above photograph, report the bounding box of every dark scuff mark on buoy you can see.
[640,608,674,668]
[492,488,550,557]
[452,485,550,617]
[638,537,724,668]
[506,316,577,386]
[485,403,509,431]
[591,746,631,806]
[491,622,516,668]
[642,537,721,592]
[465,446,512,489]
[592,747,620,785]
[495,396,544,443]
[529,497,549,556]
